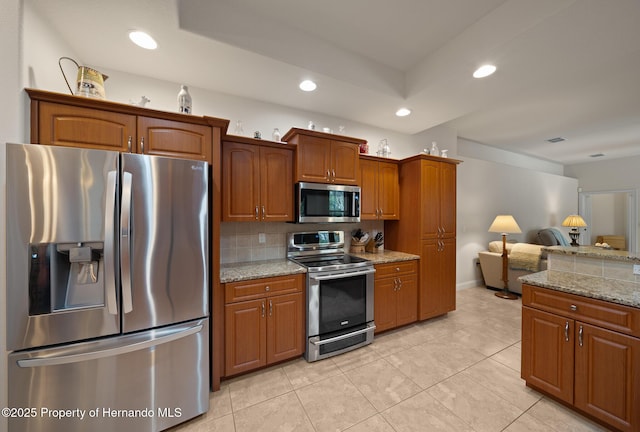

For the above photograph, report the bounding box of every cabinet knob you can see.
[570,304,578,311]
[265,286,270,292]
[396,267,400,272]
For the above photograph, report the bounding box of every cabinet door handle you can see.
[578,325,583,347]
[332,169,336,180]
[127,136,132,153]
[140,137,145,154]
[326,169,331,180]
[564,321,570,342]
[255,206,259,220]
[397,278,402,290]
[262,205,266,220]
[393,278,398,291]
[261,301,265,318]
[269,300,273,317]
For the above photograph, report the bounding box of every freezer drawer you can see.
[8,319,209,432]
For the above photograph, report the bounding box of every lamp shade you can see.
[562,215,587,228]
[488,215,522,234]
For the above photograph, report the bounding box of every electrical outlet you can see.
[258,233,266,244]
[634,264,640,275]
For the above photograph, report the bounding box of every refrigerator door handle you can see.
[120,171,134,313]
[17,323,203,368]
[104,170,119,315]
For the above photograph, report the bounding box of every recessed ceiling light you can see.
[299,80,317,92]
[547,137,566,143]
[395,107,411,117]
[473,64,497,78]
[590,153,605,158]
[129,31,157,50]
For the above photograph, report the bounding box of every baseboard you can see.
[456,280,485,290]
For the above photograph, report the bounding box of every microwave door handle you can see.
[353,192,357,217]
[120,171,134,313]
[104,170,118,315]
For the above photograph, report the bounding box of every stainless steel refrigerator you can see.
[5,143,210,431]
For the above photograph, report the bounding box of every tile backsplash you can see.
[220,221,384,264]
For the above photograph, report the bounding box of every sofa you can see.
[478,228,568,294]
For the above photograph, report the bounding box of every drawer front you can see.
[523,284,640,338]
[225,274,303,304]
[375,260,418,279]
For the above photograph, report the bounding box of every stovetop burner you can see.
[290,253,369,271]
[287,230,371,272]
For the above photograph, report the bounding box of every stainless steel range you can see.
[287,231,375,362]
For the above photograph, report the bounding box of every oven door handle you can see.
[311,269,376,281]
[309,325,376,346]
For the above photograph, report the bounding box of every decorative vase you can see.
[177,85,192,114]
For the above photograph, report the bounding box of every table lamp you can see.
[562,215,587,246]
[488,215,522,300]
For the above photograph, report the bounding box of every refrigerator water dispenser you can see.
[29,242,105,315]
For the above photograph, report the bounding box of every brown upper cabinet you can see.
[359,156,399,220]
[222,136,294,222]
[27,88,215,163]
[282,128,364,185]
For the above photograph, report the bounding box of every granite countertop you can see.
[520,271,640,308]
[219,250,419,283]
[220,259,306,283]
[350,250,420,264]
[544,245,640,263]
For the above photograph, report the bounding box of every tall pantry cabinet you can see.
[385,154,461,320]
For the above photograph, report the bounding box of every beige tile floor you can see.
[171,286,610,432]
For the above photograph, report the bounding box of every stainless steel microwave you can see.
[295,182,360,223]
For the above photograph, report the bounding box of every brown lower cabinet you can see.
[374,260,418,333]
[522,284,640,432]
[420,238,456,320]
[224,274,305,377]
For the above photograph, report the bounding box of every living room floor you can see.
[171,286,609,432]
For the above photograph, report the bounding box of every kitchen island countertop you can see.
[520,271,640,308]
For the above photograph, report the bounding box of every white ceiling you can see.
[28,0,640,165]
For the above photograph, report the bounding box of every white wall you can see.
[1,0,26,429]
[456,140,579,289]
[565,155,640,252]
